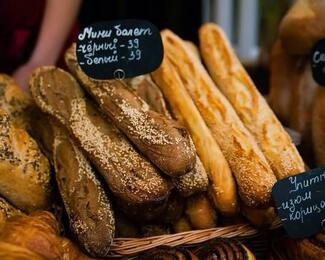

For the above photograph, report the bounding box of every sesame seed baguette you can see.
[65,44,196,177]
[53,125,114,257]
[125,74,209,197]
[152,47,238,215]
[0,109,51,212]
[0,196,24,230]
[160,29,276,208]
[199,23,305,180]
[29,66,170,210]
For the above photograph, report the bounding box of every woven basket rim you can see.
[108,219,282,257]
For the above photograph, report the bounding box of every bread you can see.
[159,29,276,208]
[312,87,325,165]
[173,217,192,233]
[138,246,198,260]
[0,109,51,212]
[193,239,256,260]
[0,242,45,260]
[53,125,115,256]
[240,204,277,228]
[152,43,238,215]
[268,40,297,124]
[65,44,196,177]
[185,41,200,59]
[185,193,217,230]
[199,23,305,180]
[0,74,34,129]
[127,73,208,198]
[125,74,171,117]
[0,197,23,231]
[279,0,325,55]
[0,211,90,259]
[29,66,170,216]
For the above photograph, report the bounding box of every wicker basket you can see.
[107,219,282,257]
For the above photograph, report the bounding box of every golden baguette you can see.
[159,29,276,208]
[152,50,238,215]
[199,23,305,180]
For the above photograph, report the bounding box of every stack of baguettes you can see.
[0,22,306,258]
[152,23,305,225]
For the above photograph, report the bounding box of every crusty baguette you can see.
[29,66,170,213]
[0,197,23,231]
[53,125,115,257]
[312,87,325,166]
[160,29,276,208]
[279,0,325,55]
[65,44,196,177]
[152,47,238,215]
[199,23,305,180]
[0,109,51,212]
[126,74,208,197]
[0,74,34,130]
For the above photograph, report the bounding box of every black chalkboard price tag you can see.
[311,39,325,86]
[272,166,325,238]
[76,20,163,80]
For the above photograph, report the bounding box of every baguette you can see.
[0,109,51,212]
[199,23,305,180]
[279,0,325,55]
[0,197,23,231]
[65,44,196,177]
[312,87,325,166]
[29,66,170,213]
[53,125,115,257]
[158,29,276,208]
[127,74,208,197]
[152,47,238,215]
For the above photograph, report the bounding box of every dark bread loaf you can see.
[65,44,196,177]
[29,66,170,216]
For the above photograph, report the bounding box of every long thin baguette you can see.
[152,44,238,215]
[65,44,196,177]
[29,66,170,213]
[199,23,305,180]
[160,29,276,208]
[53,126,115,257]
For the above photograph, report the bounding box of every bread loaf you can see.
[152,42,238,215]
[279,0,325,55]
[0,197,23,231]
[29,66,170,216]
[65,44,196,177]
[0,74,34,129]
[0,109,51,212]
[312,87,325,165]
[53,125,115,256]
[159,29,276,208]
[199,23,305,180]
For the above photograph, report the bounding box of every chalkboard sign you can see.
[272,166,325,238]
[76,20,163,80]
[311,39,325,86]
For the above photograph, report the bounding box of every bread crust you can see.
[152,42,238,215]
[199,23,305,180]
[29,66,170,210]
[312,87,325,165]
[0,109,51,212]
[53,126,115,256]
[65,44,196,177]
[159,29,276,208]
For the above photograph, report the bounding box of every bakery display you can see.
[199,23,305,180]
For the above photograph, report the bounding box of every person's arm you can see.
[13,0,81,91]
